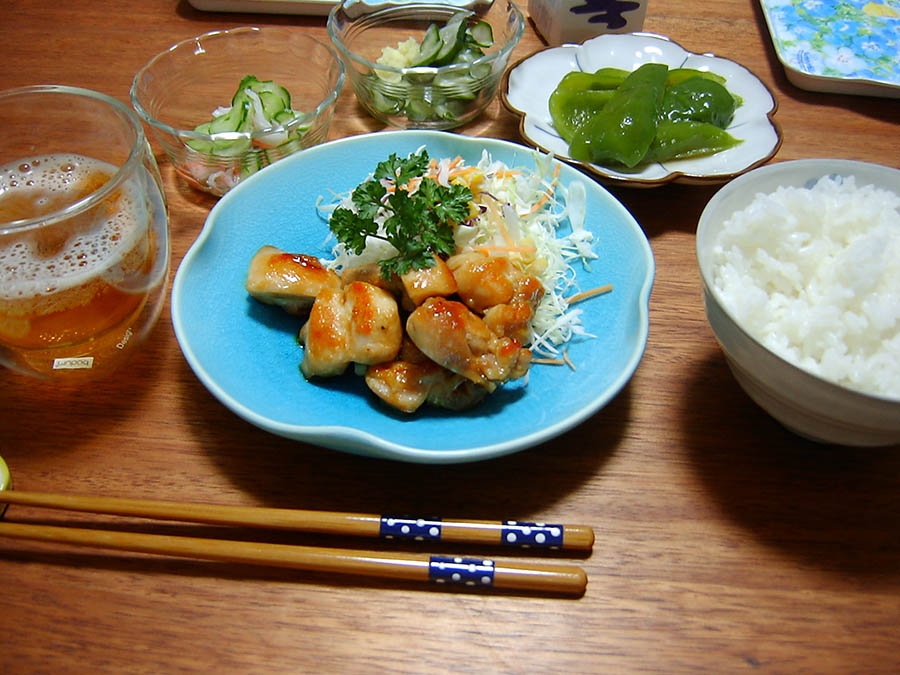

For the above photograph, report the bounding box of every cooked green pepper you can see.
[665,68,727,88]
[552,68,629,94]
[548,68,628,142]
[643,119,742,163]
[658,76,738,128]
[567,62,668,168]
[549,89,616,144]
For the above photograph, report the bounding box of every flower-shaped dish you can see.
[502,32,782,188]
[172,130,654,464]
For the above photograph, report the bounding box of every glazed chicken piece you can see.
[365,339,487,413]
[246,245,340,315]
[447,250,545,342]
[406,297,531,392]
[340,262,405,295]
[482,274,545,343]
[446,250,521,313]
[399,255,458,307]
[298,281,402,378]
[342,256,457,310]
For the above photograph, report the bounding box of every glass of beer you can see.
[0,85,169,381]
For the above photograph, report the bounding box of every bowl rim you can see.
[696,157,900,406]
[129,26,346,147]
[326,0,524,76]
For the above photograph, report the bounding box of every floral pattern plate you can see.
[501,33,782,188]
[759,0,900,98]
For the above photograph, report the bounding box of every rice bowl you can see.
[711,174,900,399]
[697,159,900,447]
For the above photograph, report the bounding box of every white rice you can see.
[711,174,900,399]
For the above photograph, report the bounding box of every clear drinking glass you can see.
[0,85,170,381]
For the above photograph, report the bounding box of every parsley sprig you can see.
[329,150,473,278]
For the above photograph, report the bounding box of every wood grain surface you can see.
[1,1,899,672]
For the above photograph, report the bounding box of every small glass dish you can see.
[131,26,345,197]
[327,0,524,130]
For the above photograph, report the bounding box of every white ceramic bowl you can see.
[503,32,781,188]
[697,159,900,447]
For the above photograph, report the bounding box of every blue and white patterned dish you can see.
[172,130,654,464]
[502,32,782,188]
[759,0,900,98]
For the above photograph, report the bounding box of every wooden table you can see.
[2,1,899,671]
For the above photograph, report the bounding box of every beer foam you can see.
[0,153,150,313]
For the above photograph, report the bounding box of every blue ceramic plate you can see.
[171,130,654,463]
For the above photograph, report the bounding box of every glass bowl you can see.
[131,26,345,197]
[327,0,524,130]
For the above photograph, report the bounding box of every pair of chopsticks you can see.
[0,490,591,595]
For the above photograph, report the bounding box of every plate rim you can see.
[172,130,655,463]
[500,32,784,188]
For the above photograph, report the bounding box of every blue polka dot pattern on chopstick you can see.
[429,556,495,587]
[380,516,442,541]
[501,521,564,548]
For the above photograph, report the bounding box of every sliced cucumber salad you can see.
[368,11,495,124]
[186,75,310,175]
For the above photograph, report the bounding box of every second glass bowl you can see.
[328,0,524,130]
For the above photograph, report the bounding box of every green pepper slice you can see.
[658,76,738,128]
[567,62,668,168]
[549,89,616,144]
[643,119,742,163]
[665,68,727,88]
[552,68,630,94]
[548,69,629,142]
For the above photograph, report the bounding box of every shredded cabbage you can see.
[317,148,601,357]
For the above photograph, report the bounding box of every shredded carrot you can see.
[531,357,565,366]
[473,243,538,255]
[448,165,480,178]
[528,190,553,214]
[566,284,613,304]
[562,348,576,371]
[527,163,561,213]
[484,197,514,247]
[494,170,524,178]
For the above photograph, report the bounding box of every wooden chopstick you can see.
[0,490,594,551]
[0,521,587,595]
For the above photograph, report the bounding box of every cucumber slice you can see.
[413,24,442,66]
[257,89,289,118]
[468,20,493,48]
[455,45,485,64]
[232,75,258,105]
[273,109,296,125]
[253,79,292,106]
[207,102,248,134]
[432,12,470,66]
[406,96,436,121]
